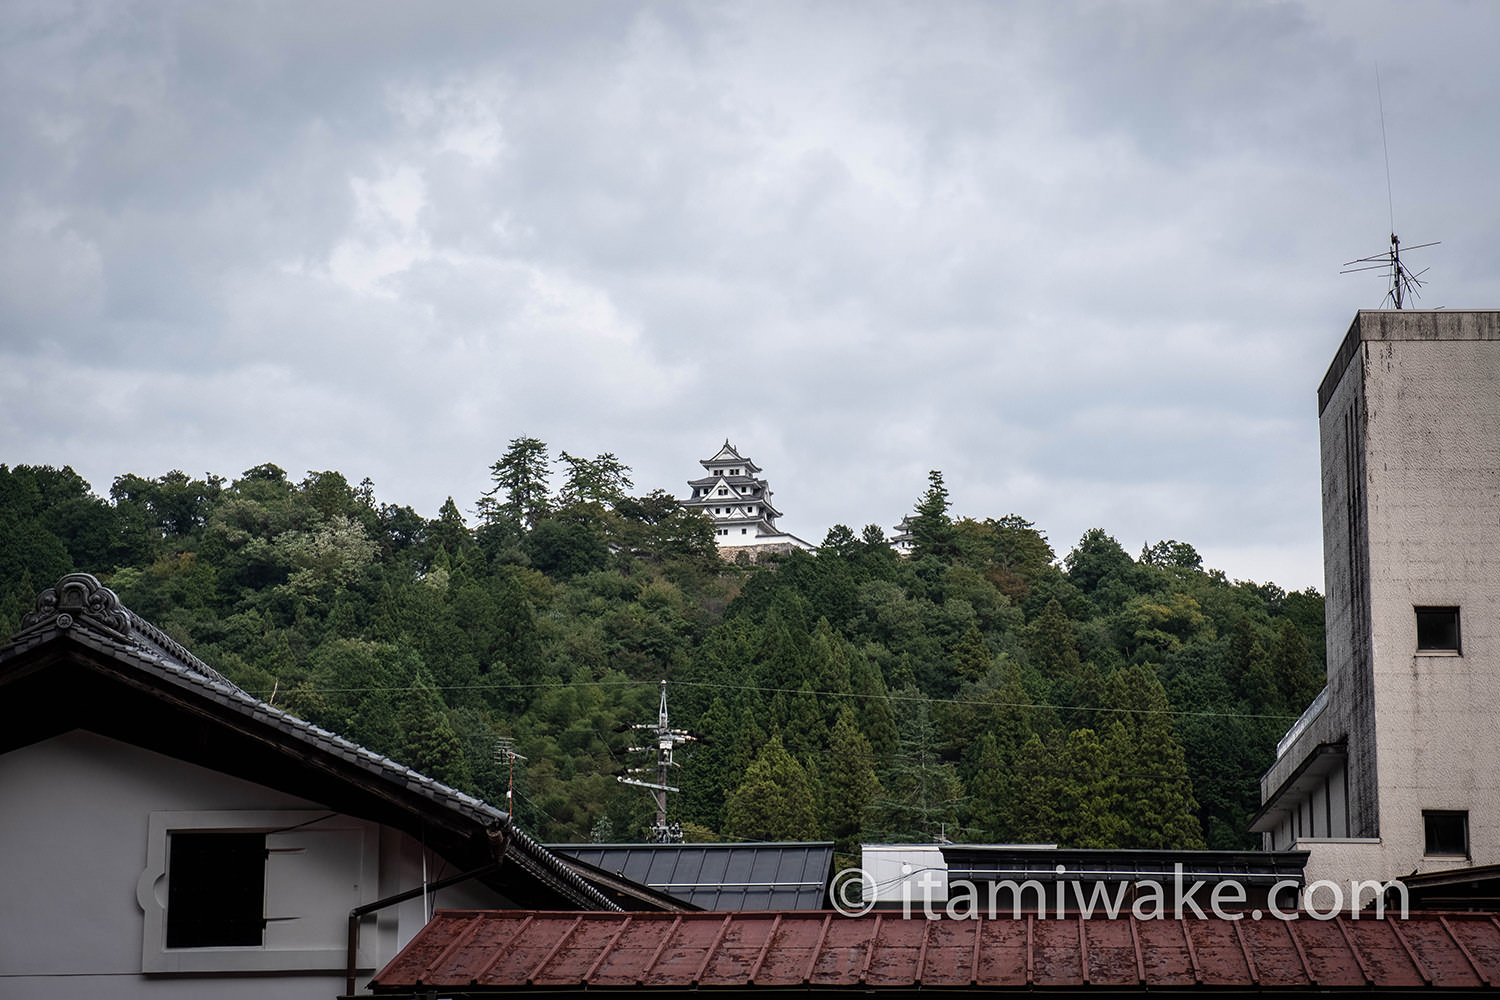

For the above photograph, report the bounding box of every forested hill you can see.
[0,447,1324,861]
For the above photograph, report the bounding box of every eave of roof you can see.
[0,573,619,912]
[370,908,1500,994]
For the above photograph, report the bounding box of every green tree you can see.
[1101,664,1205,848]
[1139,539,1203,570]
[1064,528,1135,598]
[822,708,881,854]
[876,686,963,841]
[556,452,632,508]
[395,675,474,790]
[1269,619,1323,713]
[482,436,551,528]
[723,735,820,841]
[1009,733,1063,843]
[911,470,957,559]
[110,469,223,540]
[950,622,993,683]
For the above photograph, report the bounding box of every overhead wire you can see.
[240,674,1305,724]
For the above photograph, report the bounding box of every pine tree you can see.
[680,697,733,832]
[876,686,963,841]
[1009,733,1062,843]
[481,436,551,528]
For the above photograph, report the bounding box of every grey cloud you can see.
[6,0,1500,590]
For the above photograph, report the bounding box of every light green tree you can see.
[724,735,820,841]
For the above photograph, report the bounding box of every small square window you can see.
[1424,810,1469,857]
[1416,607,1461,653]
[167,832,266,947]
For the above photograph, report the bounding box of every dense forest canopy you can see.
[0,443,1325,863]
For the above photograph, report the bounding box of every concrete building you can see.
[684,441,813,555]
[1253,310,1500,901]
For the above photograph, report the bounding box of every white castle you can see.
[684,441,812,552]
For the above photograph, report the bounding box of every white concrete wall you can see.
[1360,330,1500,881]
[0,731,503,999]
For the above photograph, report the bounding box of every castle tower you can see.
[683,441,785,546]
[1254,310,1500,898]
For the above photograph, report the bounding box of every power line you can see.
[240,675,1305,723]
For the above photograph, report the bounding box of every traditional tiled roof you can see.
[370,908,1500,994]
[702,440,760,474]
[551,842,834,910]
[0,572,618,911]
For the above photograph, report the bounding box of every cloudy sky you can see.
[4,1,1498,591]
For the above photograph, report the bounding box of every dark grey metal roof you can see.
[1,573,618,911]
[549,842,834,910]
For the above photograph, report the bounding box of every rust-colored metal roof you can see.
[369,909,1500,993]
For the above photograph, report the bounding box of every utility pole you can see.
[617,680,696,843]
[493,737,526,814]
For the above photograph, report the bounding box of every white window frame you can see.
[136,810,379,973]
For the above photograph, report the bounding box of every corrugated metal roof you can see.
[370,909,1500,993]
[551,843,833,910]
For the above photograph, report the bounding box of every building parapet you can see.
[1276,685,1329,760]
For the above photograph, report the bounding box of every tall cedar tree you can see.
[724,735,820,841]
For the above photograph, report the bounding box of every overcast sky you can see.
[4,1,1498,592]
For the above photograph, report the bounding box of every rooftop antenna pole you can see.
[1341,63,1439,308]
[617,680,697,843]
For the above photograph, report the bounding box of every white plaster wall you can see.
[0,730,503,1000]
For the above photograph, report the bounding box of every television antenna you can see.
[1342,233,1439,309]
[1341,64,1438,309]
[616,680,698,843]
[493,737,527,813]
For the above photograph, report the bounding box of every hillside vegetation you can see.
[0,444,1324,861]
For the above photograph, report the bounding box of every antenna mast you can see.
[493,737,526,814]
[617,680,696,843]
[1341,65,1439,308]
[1342,234,1439,309]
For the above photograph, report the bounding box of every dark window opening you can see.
[167,832,266,948]
[1424,810,1469,857]
[1416,607,1461,652]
